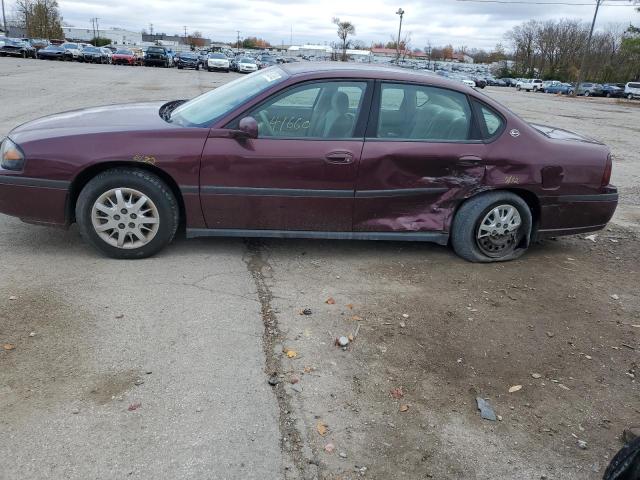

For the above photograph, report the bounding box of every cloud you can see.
[55,0,636,49]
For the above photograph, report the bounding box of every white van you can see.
[625,82,640,100]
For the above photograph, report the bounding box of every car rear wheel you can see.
[76,168,179,259]
[451,191,532,263]
[584,91,590,97]
[628,94,634,100]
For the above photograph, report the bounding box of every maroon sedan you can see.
[0,64,617,261]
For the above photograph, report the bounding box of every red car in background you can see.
[0,64,617,261]
[112,49,138,66]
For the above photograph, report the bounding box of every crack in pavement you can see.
[242,239,317,480]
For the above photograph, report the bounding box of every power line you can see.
[456,0,636,5]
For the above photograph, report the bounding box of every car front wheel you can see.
[451,191,532,263]
[76,168,179,259]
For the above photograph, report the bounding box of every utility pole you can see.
[1,0,7,36]
[290,25,293,45]
[183,25,187,45]
[95,17,100,40]
[236,30,240,53]
[572,0,601,97]
[395,8,404,63]
[149,23,154,36]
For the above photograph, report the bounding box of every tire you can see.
[177,65,183,69]
[208,67,212,72]
[628,94,633,100]
[606,92,611,98]
[516,85,521,91]
[451,191,533,263]
[584,91,590,97]
[76,168,179,259]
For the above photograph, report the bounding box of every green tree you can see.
[15,0,63,39]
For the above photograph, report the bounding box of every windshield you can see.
[63,43,78,49]
[147,47,164,53]
[210,53,226,59]
[84,47,98,53]
[239,57,255,63]
[116,49,132,55]
[170,67,288,127]
[180,53,196,58]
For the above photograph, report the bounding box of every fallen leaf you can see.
[316,421,328,436]
[348,334,354,342]
[390,387,404,399]
[286,350,297,358]
[351,315,363,321]
[346,304,354,310]
[325,297,336,305]
[508,385,523,393]
[8,296,17,301]
[399,404,410,412]
[303,366,313,374]
[127,402,142,411]
[531,373,542,379]
[3,343,16,351]
[324,443,335,453]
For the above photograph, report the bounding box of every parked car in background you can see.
[517,79,544,92]
[207,53,230,72]
[540,80,560,93]
[61,42,82,61]
[461,78,476,88]
[258,54,277,69]
[0,38,36,58]
[175,51,200,70]
[544,82,574,95]
[112,49,138,65]
[28,38,49,51]
[81,46,110,64]
[144,46,172,67]
[601,84,625,98]
[472,77,487,89]
[575,82,603,97]
[500,78,517,87]
[0,63,617,262]
[36,44,70,61]
[625,82,640,99]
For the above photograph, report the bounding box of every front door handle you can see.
[458,155,483,166]
[325,152,354,165]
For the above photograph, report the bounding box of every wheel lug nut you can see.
[121,209,128,214]
[114,215,120,220]
[130,213,137,219]
[118,223,125,229]
[129,222,135,228]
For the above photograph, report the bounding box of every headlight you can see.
[1,138,25,171]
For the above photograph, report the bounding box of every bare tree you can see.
[332,17,355,61]
[14,0,63,39]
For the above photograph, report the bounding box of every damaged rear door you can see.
[354,81,489,233]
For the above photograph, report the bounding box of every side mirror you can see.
[236,116,259,139]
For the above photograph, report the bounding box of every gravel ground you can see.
[0,58,638,480]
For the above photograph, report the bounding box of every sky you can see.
[50,0,638,50]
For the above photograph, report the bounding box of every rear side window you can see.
[629,83,640,89]
[478,104,504,137]
[375,83,472,141]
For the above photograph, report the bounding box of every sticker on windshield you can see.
[262,71,282,82]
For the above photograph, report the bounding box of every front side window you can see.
[376,83,472,141]
[170,67,288,127]
[245,81,367,139]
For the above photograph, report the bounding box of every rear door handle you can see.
[458,155,483,166]
[325,152,354,165]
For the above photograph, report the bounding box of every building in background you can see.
[62,27,142,45]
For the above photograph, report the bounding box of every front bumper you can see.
[536,187,618,238]
[0,174,69,226]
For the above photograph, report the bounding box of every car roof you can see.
[279,62,465,91]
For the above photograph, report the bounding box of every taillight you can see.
[602,153,612,187]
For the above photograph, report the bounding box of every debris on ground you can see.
[531,373,542,379]
[577,440,588,449]
[390,387,404,399]
[508,385,523,393]
[316,421,328,436]
[291,384,303,393]
[610,294,620,300]
[476,397,497,421]
[28,332,36,337]
[134,379,144,386]
[324,443,335,453]
[300,308,312,316]
[268,375,280,386]
[71,408,80,414]
[284,348,297,358]
[584,234,598,242]
[127,402,142,411]
[2,343,16,351]
[336,336,349,348]
[8,295,17,301]
[325,297,336,305]
[399,404,410,412]
[115,314,124,319]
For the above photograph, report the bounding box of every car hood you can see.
[529,123,603,145]
[10,102,172,143]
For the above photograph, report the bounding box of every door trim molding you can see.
[197,185,448,198]
[186,228,449,245]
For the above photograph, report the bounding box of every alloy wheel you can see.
[91,187,160,249]
[475,204,522,258]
